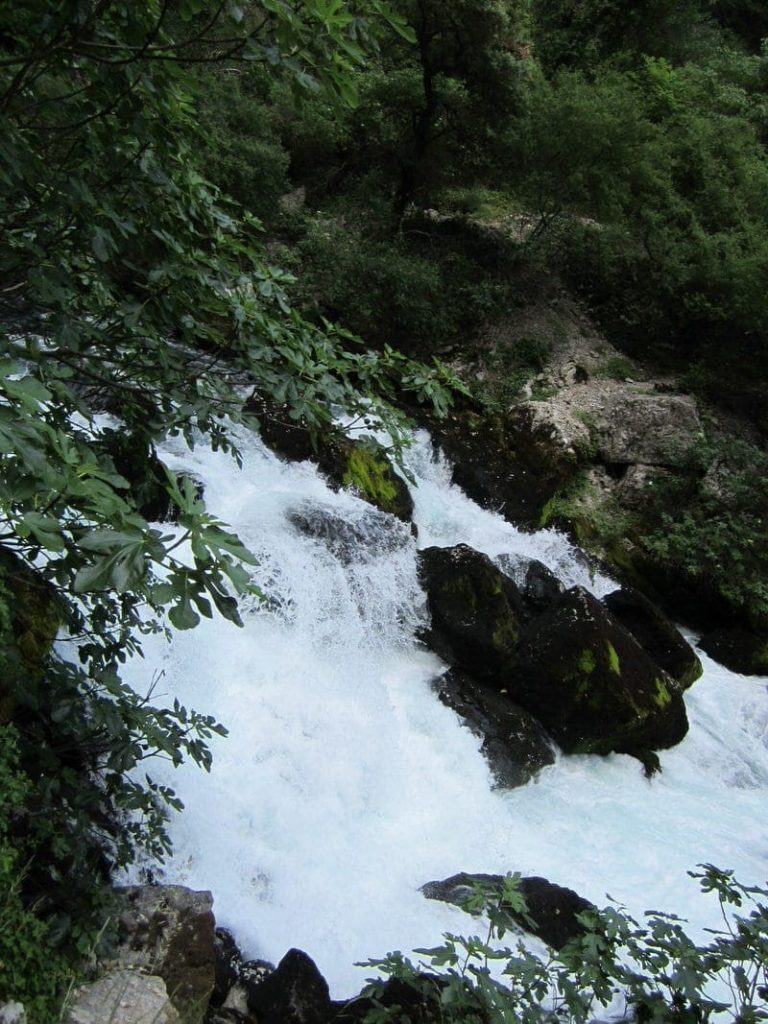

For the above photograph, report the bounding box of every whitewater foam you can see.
[121,427,768,996]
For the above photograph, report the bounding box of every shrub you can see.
[361,866,768,1024]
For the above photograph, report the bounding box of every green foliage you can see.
[361,867,768,1024]
[0,726,76,1021]
[517,46,768,370]
[643,437,768,631]
[0,0,456,983]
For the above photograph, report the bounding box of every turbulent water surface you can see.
[123,427,768,996]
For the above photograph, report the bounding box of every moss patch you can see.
[654,678,673,708]
[578,648,597,674]
[606,641,621,676]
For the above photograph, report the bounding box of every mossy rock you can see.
[604,586,702,690]
[512,587,689,757]
[0,550,62,723]
[698,628,768,677]
[250,395,414,521]
[418,544,526,678]
[426,404,582,528]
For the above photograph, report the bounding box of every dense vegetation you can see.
[1,0,768,1017]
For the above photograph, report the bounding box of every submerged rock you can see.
[288,501,410,563]
[699,628,768,677]
[248,395,413,522]
[603,587,702,689]
[421,872,594,950]
[245,949,330,1024]
[418,544,526,676]
[65,971,179,1024]
[436,669,555,789]
[513,587,689,756]
[115,885,216,1024]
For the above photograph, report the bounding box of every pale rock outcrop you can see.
[65,971,179,1024]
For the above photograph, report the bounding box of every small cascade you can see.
[122,426,768,996]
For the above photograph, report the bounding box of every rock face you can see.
[594,393,700,466]
[430,407,581,527]
[436,670,555,788]
[245,949,330,1024]
[116,886,216,1024]
[418,545,525,676]
[513,587,688,756]
[699,628,768,677]
[288,501,410,564]
[248,395,413,522]
[603,587,702,689]
[65,971,179,1024]
[421,873,594,950]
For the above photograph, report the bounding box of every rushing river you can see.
[123,425,768,997]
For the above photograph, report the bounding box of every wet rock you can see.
[421,873,594,950]
[431,407,582,527]
[206,1009,250,1024]
[248,396,413,522]
[334,976,447,1024]
[418,545,526,678]
[523,560,565,613]
[288,501,410,563]
[604,587,702,689]
[513,587,689,756]
[245,949,330,1024]
[212,928,242,1007]
[65,971,179,1024]
[436,670,555,788]
[699,628,768,677]
[115,885,216,1024]
[594,393,700,466]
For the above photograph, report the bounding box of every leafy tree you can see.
[347,0,529,219]
[0,0,455,973]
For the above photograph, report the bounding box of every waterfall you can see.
[122,425,768,996]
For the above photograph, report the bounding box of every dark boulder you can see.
[211,928,242,1007]
[523,560,565,613]
[604,587,702,690]
[418,545,526,678]
[333,976,448,1024]
[436,670,555,789]
[245,949,331,1024]
[288,501,410,564]
[699,628,768,677]
[513,587,689,756]
[248,395,413,522]
[115,885,217,1024]
[428,407,581,528]
[421,872,594,950]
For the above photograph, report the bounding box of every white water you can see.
[123,427,768,997]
